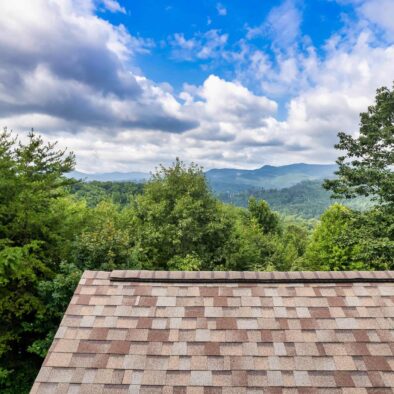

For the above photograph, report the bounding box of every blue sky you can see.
[0,0,393,172]
[104,0,350,91]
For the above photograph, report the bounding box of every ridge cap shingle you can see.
[109,270,394,283]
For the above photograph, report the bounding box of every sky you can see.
[0,0,393,172]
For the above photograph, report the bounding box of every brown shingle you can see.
[147,329,170,342]
[204,342,221,356]
[33,270,394,392]
[216,317,237,330]
[185,307,205,318]
[334,371,355,387]
[363,356,391,371]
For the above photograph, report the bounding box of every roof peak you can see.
[108,270,394,283]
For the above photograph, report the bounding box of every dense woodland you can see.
[70,179,372,221]
[217,180,372,219]
[0,86,393,392]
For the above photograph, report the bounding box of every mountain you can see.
[67,163,337,191]
[205,163,337,192]
[67,170,149,182]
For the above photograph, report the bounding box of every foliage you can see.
[70,180,143,207]
[0,129,76,264]
[31,262,83,359]
[248,197,280,234]
[303,204,356,271]
[74,201,137,271]
[218,180,373,219]
[224,214,278,271]
[222,204,307,272]
[324,84,394,207]
[132,158,233,270]
[322,83,394,268]
[303,204,393,271]
[167,253,202,271]
[0,129,76,392]
[343,208,393,269]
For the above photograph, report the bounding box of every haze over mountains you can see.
[205,163,337,192]
[69,170,149,183]
[69,163,337,192]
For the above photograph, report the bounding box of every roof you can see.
[32,270,394,393]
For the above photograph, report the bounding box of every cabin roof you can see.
[32,270,394,393]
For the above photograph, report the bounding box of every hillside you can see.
[67,164,357,218]
[218,180,373,218]
[68,170,149,182]
[206,163,337,192]
[69,163,337,191]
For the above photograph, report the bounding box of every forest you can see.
[70,178,372,221]
[217,180,372,219]
[0,86,393,392]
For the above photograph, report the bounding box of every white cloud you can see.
[0,0,393,173]
[216,3,227,16]
[334,0,394,41]
[247,0,302,48]
[358,0,394,39]
[0,0,195,133]
[100,0,126,14]
[239,0,310,96]
[186,75,277,125]
[169,30,228,61]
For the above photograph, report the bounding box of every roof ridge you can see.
[108,270,394,283]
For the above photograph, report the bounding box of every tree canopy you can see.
[324,84,394,208]
[132,158,233,270]
[0,129,77,390]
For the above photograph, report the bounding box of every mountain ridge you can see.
[205,163,337,191]
[68,170,149,182]
[68,163,338,191]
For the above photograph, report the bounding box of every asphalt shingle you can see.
[32,270,394,392]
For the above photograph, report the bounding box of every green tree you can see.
[323,83,394,269]
[248,197,280,234]
[0,130,76,258]
[0,129,76,391]
[276,224,309,270]
[133,159,232,270]
[74,201,137,271]
[303,204,357,271]
[224,215,278,271]
[324,84,394,207]
[221,204,306,272]
[70,181,143,207]
[344,208,393,269]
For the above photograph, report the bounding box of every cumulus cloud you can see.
[179,75,278,146]
[1,0,393,172]
[178,24,394,168]
[0,0,195,134]
[186,75,277,125]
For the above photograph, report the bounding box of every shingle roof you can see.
[32,270,394,393]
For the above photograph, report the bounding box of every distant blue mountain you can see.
[205,163,337,192]
[67,170,149,182]
[67,163,337,191]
